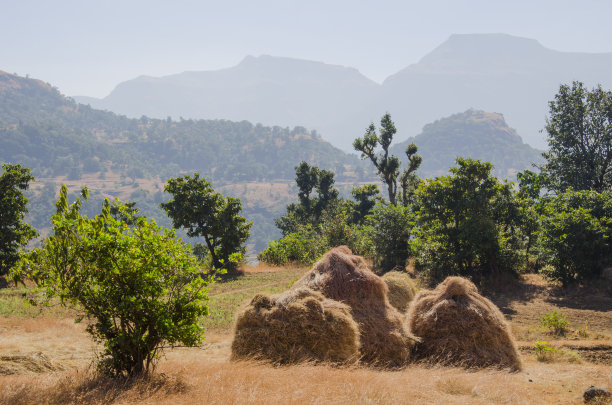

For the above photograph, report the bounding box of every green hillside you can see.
[0,70,373,251]
[391,109,543,179]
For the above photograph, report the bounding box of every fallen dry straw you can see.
[231,287,360,364]
[381,271,417,313]
[407,276,522,370]
[293,246,417,367]
[0,352,62,375]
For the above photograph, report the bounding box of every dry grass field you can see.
[1,267,611,405]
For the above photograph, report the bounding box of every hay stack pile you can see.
[407,276,522,370]
[231,287,360,364]
[292,246,417,367]
[381,271,417,313]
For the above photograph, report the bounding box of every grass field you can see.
[1,267,611,404]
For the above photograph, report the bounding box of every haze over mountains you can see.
[75,33,612,150]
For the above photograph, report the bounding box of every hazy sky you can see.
[2,0,611,97]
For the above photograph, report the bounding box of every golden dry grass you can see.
[1,272,611,404]
[1,354,611,405]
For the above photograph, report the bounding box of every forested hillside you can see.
[1,70,546,252]
[392,110,543,178]
[0,70,373,250]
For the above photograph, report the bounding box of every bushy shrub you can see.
[366,203,414,272]
[413,158,522,282]
[257,231,327,265]
[538,189,612,285]
[540,311,570,335]
[13,186,213,377]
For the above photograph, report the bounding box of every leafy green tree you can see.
[353,113,422,205]
[413,158,521,281]
[349,184,381,224]
[12,185,212,376]
[366,203,414,272]
[0,164,37,276]
[275,162,340,236]
[538,189,612,285]
[541,82,612,192]
[161,174,252,273]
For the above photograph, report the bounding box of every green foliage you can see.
[366,203,414,272]
[12,185,212,376]
[413,158,522,281]
[161,173,252,273]
[540,311,570,335]
[354,113,421,205]
[349,184,381,224]
[257,231,326,266]
[534,340,558,362]
[0,164,38,276]
[275,162,340,236]
[538,189,612,285]
[541,82,612,192]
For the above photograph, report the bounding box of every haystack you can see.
[231,287,360,364]
[407,276,522,370]
[292,246,417,367]
[381,271,417,313]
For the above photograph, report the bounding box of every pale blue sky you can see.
[2,0,611,97]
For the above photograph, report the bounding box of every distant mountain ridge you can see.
[75,33,612,150]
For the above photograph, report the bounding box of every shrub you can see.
[13,186,213,376]
[257,231,326,265]
[413,158,522,282]
[534,341,557,362]
[538,189,612,285]
[540,311,570,335]
[366,203,414,272]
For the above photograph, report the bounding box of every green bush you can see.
[540,311,570,335]
[13,186,213,377]
[413,158,522,282]
[257,231,326,265]
[538,189,612,285]
[366,203,414,272]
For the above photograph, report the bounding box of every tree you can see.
[353,113,422,205]
[0,164,37,276]
[541,82,612,192]
[350,184,381,224]
[161,173,252,272]
[538,189,612,286]
[275,162,340,236]
[12,186,211,376]
[367,203,414,272]
[413,158,521,281]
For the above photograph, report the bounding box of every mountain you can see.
[75,34,612,150]
[390,109,543,178]
[382,33,612,149]
[75,55,378,150]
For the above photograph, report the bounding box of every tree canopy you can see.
[541,81,612,192]
[0,164,37,276]
[161,173,252,272]
[353,113,421,205]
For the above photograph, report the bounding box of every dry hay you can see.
[0,352,62,375]
[407,276,522,371]
[293,246,417,367]
[381,271,417,313]
[231,287,360,364]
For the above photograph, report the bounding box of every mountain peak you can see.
[415,33,548,70]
